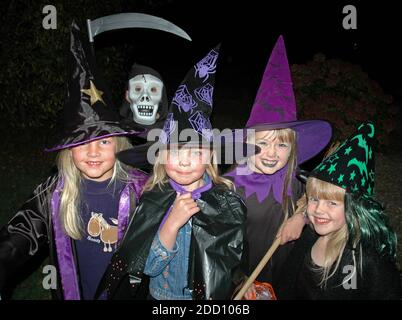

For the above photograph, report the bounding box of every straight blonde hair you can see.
[143,147,234,192]
[306,177,351,287]
[56,136,133,239]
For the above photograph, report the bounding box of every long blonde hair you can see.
[56,136,133,239]
[143,147,234,192]
[247,128,298,221]
[306,177,350,287]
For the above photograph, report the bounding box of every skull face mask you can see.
[128,74,163,125]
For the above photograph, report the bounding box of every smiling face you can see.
[164,146,211,192]
[71,137,117,182]
[247,129,294,175]
[306,177,346,238]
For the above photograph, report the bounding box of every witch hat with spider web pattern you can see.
[117,44,259,167]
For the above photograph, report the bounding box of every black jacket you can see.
[97,183,248,300]
[274,227,402,300]
[0,170,147,299]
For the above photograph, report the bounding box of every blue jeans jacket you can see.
[144,219,193,300]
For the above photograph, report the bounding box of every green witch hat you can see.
[310,122,376,197]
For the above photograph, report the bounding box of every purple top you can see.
[225,164,292,203]
[50,169,148,300]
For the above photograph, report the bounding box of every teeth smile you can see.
[87,161,101,165]
[314,217,330,224]
[261,160,278,167]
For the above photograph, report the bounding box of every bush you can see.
[292,53,399,149]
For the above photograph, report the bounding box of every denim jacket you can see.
[144,220,193,300]
[99,180,248,300]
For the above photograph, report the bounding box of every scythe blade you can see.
[87,12,192,43]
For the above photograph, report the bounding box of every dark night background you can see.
[1,0,401,134]
[95,1,402,122]
[105,1,402,102]
[1,0,402,301]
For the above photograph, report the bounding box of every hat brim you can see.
[242,119,332,164]
[119,117,166,140]
[116,138,260,167]
[45,122,145,152]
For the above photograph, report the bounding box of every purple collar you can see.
[226,164,292,203]
[159,176,213,229]
[169,175,213,200]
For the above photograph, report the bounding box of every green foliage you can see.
[292,53,399,149]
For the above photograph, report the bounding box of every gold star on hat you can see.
[81,80,106,106]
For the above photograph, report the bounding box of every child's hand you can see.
[243,283,257,300]
[276,212,305,245]
[159,193,200,250]
[166,192,200,231]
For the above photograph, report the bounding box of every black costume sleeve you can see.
[0,176,55,291]
[273,227,316,299]
[191,186,249,299]
[362,250,402,300]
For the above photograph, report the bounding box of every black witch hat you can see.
[45,22,144,152]
[117,45,259,167]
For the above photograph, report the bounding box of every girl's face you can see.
[248,130,292,175]
[71,137,116,182]
[307,185,346,238]
[164,146,211,192]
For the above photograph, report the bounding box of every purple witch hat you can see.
[117,45,259,167]
[244,35,331,163]
[45,22,144,152]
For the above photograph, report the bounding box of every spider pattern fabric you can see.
[188,111,213,141]
[161,113,176,144]
[194,83,213,107]
[172,84,198,113]
[194,49,218,82]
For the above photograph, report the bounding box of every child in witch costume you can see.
[225,36,332,287]
[0,23,148,300]
[275,122,402,299]
[96,45,257,300]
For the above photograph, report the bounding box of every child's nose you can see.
[87,142,100,157]
[264,145,276,158]
[315,201,326,214]
[178,150,191,166]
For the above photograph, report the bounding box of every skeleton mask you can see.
[128,74,163,125]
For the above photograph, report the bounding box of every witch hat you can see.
[309,122,376,196]
[119,63,169,133]
[45,21,143,152]
[243,35,332,163]
[117,45,259,167]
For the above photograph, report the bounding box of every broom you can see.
[233,236,281,300]
[234,195,308,300]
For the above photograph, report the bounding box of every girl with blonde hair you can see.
[226,36,332,289]
[97,45,258,300]
[0,23,147,300]
[275,122,401,299]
